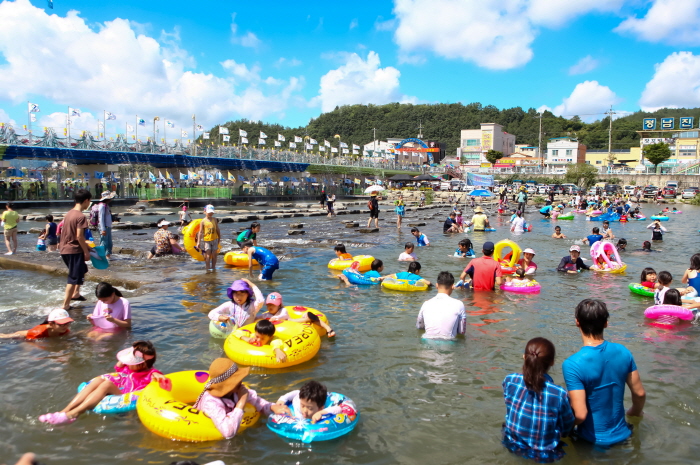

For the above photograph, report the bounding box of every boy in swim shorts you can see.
[241,240,279,280]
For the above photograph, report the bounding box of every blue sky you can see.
[1,0,700,139]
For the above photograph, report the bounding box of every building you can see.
[459,123,516,171]
[545,137,586,172]
[585,150,639,170]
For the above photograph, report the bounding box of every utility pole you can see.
[373,127,377,155]
[606,106,616,173]
[536,113,543,173]
[417,120,424,166]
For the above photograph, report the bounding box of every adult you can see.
[147,219,179,259]
[556,245,589,273]
[367,192,380,229]
[468,206,490,231]
[516,188,527,213]
[59,189,92,310]
[416,271,466,339]
[646,219,667,241]
[517,248,537,275]
[394,194,405,230]
[97,191,115,259]
[326,193,335,217]
[510,210,525,233]
[460,241,503,291]
[563,299,645,446]
[443,212,459,233]
[1,202,20,255]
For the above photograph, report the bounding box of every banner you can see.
[319,146,326,152]
[239,129,247,137]
[340,142,348,148]
[306,144,312,150]
[219,126,229,135]
[258,138,266,145]
[352,144,360,150]
[278,134,285,141]
[324,140,330,147]
[203,133,210,139]
[30,114,36,123]
[310,138,317,145]
[331,147,338,153]
[352,149,359,155]
[274,140,281,147]
[342,148,349,154]
[466,172,494,187]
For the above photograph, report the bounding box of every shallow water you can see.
[1,202,700,464]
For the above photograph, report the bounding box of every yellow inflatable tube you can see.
[493,240,521,268]
[328,255,374,272]
[283,305,329,337]
[224,251,259,267]
[224,321,320,368]
[591,264,628,274]
[183,219,221,262]
[381,275,430,292]
[137,370,260,442]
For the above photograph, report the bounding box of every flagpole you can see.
[67,106,71,147]
[103,110,106,143]
[192,114,196,157]
[135,115,138,142]
[27,101,31,138]
[163,119,167,154]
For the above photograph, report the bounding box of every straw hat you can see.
[474,206,484,213]
[205,358,250,397]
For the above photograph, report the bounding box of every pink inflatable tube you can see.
[644,305,694,320]
[590,241,623,269]
[501,282,541,293]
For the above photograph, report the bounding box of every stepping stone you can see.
[29,228,43,234]
[132,232,147,235]
[289,223,304,229]
[408,222,426,227]
[359,228,379,233]
[345,222,359,228]
[288,230,306,235]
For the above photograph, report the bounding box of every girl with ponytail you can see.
[501,337,575,462]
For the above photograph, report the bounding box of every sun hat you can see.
[200,358,250,398]
[100,191,116,200]
[205,205,215,213]
[157,219,171,227]
[47,308,73,324]
[265,292,283,305]
[474,206,484,213]
[370,191,378,196]
[117,347,154,366]
[569,245,581,252]
[523,248,536,255]
[227,280,253,300]
[483,241,495,252]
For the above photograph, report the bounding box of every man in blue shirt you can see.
[539,204,553,218]
[582,227,603,247]
[563,299,646,446]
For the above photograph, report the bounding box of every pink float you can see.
[501,281,541,293]
[644,305,693,325]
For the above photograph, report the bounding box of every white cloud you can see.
[550,81,621,121]
[639,52,700,110]
[568,55,599,75]
[527,0,626,28]
[314,51,412,112]
[39,111,101,134]
[230,13,262,49]
[615,0,700,45]
[374,16,396,31]
[349,18,358,30]
[275,57,302,68]
[0,108,17,127]
[0,0,302,128]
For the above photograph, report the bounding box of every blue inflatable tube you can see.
[77,381,140,414]
[267,392,359,443]
[650,216,669,221]
[342,268,380,285]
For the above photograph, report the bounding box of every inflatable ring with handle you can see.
[183,219,222,261]
[493,240,522,275]
[224,251,258,267]
[328,255,374,272]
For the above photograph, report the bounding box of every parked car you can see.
[662,186,677,198]
[623,185,635,195]
[537,185,548,195]
[587,188,598,196]
[682,187,699,199]
[604,184,621,194]
[526,186,537,195]
[561,183,577,194]
[551,185,564,195]
[643,186,659,198]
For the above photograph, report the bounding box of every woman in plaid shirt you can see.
[502,338,575,462]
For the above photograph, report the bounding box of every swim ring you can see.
[644,305,694,325]
[629,283,654,297]
[672,211,682,214]
[223,321,320,368]
[493,240,521,275]
[650,216,669,221]
[283,306,330,337]
[267,392,359,443]
[137,370,260,442]
[209,320,234,339]
[557,213,574,220]
[182,219,222,261]
[483,228,497,232]
[89,244,109,270]
[328,255,374,272]
[77,379,140,414]
[589,241,626,273]
[223,251,258,267]
[381,275,430,292]
[501,280,541,293]
[342,267,380,285]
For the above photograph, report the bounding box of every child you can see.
[602,221,614,240]
[259,292,335,337]
[39,341,163,424]
[399,242,417,261]
[241,240,280,280]
[681,253,700,298]
[443,212,459,233]
[43,214,58,252]
[411,227,429,247]
[616,238,627,252]
[0,308,73,339]
[455,210,464,229]
[334,243,353,260]
[338,259,385,286]
[641,241,653,252]
[394,194,405,230]
[196,204,220,270]
[502,337,573,462]
[396,261,431,286]
[663,288,683,306]
[193,358,289,439]
[646,220,667,241]
[275,380,357,424]
[36,234,46,252]
[233,319,287,363]
[170,234,183,254]
[236,222,260,248]
[582,227,603,247]
[209,279,264,330]
[454,238,475,258]
[504,268,529,286]
[640,267,657,289]
[655,271,672,305]
[87,282,132,333]
[551,226,566,239]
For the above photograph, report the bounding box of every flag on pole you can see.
[30,114,36,123]
[294,136,302,143]
[216,171,223,180]
[166,171,173,180]
[319,146,326,152]
[340,142,348,148]
[158,171,165,180]
[324,140,330,147]
[47,0,53,9]
[331,147,338,153]
[353,149,359,155]
[352,144,360,150]
[223,135,230,142]
[239,129,247,137]
[260,131,268,139]
[258,138,266,145]
[138,118,146,126]
[343,148,349,154]
[203,133,210,139]
[241,137,248,144]
[305,143,312,150]
[127,124,134,132]
[179,172,188,180]
[28,103,40,113]
[134,171,140,180]
[219,126,229,135]
[238,175,245,181]
[69,107,81,117]
[149,172,156,181]
[278,134,285,141]
[181,130,188,138]
[274,141,281,147]
[106,112,116,120]
[196,125,203,131]
[166,120,175,128]
[289,142,297,148]
[310,138,318,144]
[227,171,235,181]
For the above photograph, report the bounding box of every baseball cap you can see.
[265,292,283,305]
[569,245,581,252]
[47,308,74,324]
[205,204,215,213]
[483,241,495,252]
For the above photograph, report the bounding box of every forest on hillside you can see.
[205,104,700,156]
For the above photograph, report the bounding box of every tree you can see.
[564,163,598,189]
[643,142,672,172]
[485,149,503,164]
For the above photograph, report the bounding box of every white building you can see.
[545,137,586,172]
[459,123,516,171]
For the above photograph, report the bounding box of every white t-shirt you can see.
[398,252,417,261]
[511,217,524,233]
[416,293,467,339]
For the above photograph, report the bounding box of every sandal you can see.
[327,328,336,338]
[71,296,86,301]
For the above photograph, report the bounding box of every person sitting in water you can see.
[334,243,353,260]
[503,268,530,286]
[193,358,289,439]
[601,221,614,240]
[147,219,179,259]
[396,261,431,286]
[258,292,335,337]
[208,279,264,330]
[275,380,357,423]
[0,308,73,339]
[87,282,132,336]
[338,259,385,287]
[241,240,280,281]
[233,319,287,363]
[616,238,627,252]
[467,206,490,231]
[399,242,417,261]
[411,227,430,246]
[443,212,460,233]
[416,271,466,339]
[581,227,603,247]
[454,238,475,258]
[557,245,590,273]
[516,248,537,275]
[551,226,566,239]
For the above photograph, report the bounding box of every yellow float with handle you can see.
[328,255,374,272]
[224,251,259,267]
[137,370,260,442]
[381,274,430,292]
[493,240,522,275]
[283,305,329,337]
[183,219,221,261]
[224,321,320,369]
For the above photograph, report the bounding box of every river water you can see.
[1,202,699,464]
